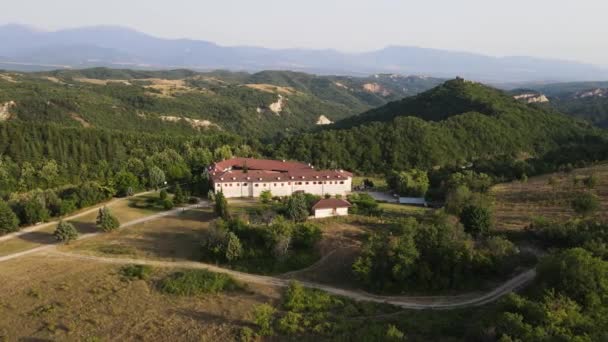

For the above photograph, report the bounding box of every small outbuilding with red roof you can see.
[312,198,352,218]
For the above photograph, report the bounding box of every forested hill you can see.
[0,68,442,139]
[275,79,604,173]
[332,78,553,129]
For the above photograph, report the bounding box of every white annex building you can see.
[209,158,352,198]
[312,198,351,218]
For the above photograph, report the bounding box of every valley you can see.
[0,66,607,341]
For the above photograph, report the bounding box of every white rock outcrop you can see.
[269,94,285,115]
[0,101,16,121]
[576,88,608,99]
[316,115,333,125]
[513,93,549,103]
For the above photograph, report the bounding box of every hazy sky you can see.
[2,0,607,66]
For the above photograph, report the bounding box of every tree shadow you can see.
[172,308,254,327]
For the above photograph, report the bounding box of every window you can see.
[255,184,259,187]
[243,183,248,186]
[340,181,344,184]
[282,183,285,186]
[305,182,309,185]
[288,182,291,185]
[274,183,277,187]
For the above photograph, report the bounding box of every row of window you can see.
[217,180,346,188]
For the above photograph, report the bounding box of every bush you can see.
[53,220,78,243]
[278,311,304,335]
[571,192,600,216]
[252,303,276,336]
[260,190,273,204]
[158,270,240,296]
[283,281,335,312]
[120,264,153,280]
[159,189,168,200]
[459,205,492,237]
[292,223,322,249]
[162,198,174,210]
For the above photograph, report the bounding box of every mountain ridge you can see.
[1,24,607,82]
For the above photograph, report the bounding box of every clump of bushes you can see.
[158,270,241,296]
[120,264,153,280]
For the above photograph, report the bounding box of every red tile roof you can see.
[211,169,353,183]
[312,198,352,210]
[211,158,312,173]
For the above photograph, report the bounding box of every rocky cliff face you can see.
[362,83,391,97]
[513,93,549,103]
[575,88,608,99]
[316,115,333,125]
[0,101,16,121]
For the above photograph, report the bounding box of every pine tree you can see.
[0,201,19,235]
[54,220,79,243]
[214,191,230,219]
[173,184,186,205]
[96,207,120,232]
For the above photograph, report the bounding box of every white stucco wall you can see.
[314,207,349,218]
[214,177,352,198]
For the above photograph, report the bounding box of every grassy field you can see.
[492,163,608,231]
[0,255,278,341]
[63,208,214,262]
[0,193,167,257]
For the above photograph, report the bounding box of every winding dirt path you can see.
[0,202,206,263]
[0,199,537,310]
[45,249,536,310]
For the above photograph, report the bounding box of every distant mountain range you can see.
[1,24,607,83]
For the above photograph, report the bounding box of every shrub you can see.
[260,190,273,204]
[159,189,168,200]
[571,192,600,216]
[53,220,78,243]
[583,174,599,189]
[292,223,322,249]
[252,303,276,336]
[283,281,335,312]
[239,327,256,342]
[386,324,405,340]
[120,265,153,280]
[158,270,240,296]
[162,198,174,210]
[278,311,304,335]
[459,205,492,237]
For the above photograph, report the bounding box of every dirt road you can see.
[0,201,206,263]
[46,249,536,310]
[0,190,158,243]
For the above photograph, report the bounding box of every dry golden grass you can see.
[63,208,215,262]
[245,83,297,95]
[74,78,131,86]
[492,164,608,231]
[0,254,278,341]
[0,194,165,257]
